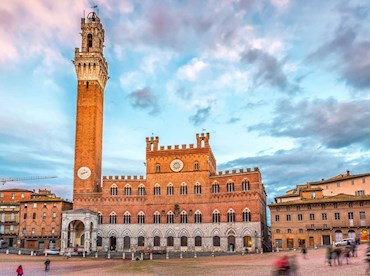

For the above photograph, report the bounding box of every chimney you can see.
[346,170,350,176]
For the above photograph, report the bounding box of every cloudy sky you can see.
[1,0,370,208]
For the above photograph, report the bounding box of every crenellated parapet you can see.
[146,133,210,152]
[215,167,260,176]
[103,175,145,181]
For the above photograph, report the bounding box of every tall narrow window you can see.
[156,164,160,173]
[98,212,103,224]
[194,162,199,171]
[87,34,93,48]
[167,211,174,224]
[195,236,202,247]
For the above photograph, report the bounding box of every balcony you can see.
[306,221,370,230]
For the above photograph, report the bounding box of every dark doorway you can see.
[124,236,130,250]
[228,236,235,252]
[110,236,116,251]
[323,235,331,246]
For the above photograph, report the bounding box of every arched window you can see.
[153,211,161,224]
[195,236,202,247]
[154,236,160,247]
[180,210,188,223]
[181,236,188,246]
[194,183,202,194]
[194,162,199,171]
[138,211,145,224]
[98,212,103,224]
[227,181,235,192]
[180,183,188,195]
[110,184,118,196]
[167,236,174,246]
[212,209,220,223]
[156,164,161,173]
[167,183,174,195]
[212,183,219,193]
[242,208,252,222]
[109,212,116,224]
[138,184,146,196]
[194,210,202,223]
[242,180,250,191]
[138,236,145,247]
[87,34,93,48]
[154,183,161,195]
[227,209,235,223]
[213,236,220,247]
[124,184,132,196]
[124,211,131,224]
[97,236,102,246]
[167,211,174,224]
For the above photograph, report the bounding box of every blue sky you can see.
[1,0,370,205]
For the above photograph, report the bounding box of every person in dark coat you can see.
[44,259,51,271]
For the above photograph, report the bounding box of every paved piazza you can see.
[1,244,370,275]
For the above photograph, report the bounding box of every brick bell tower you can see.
[73,12,108,205]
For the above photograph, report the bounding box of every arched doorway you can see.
[228,236,235,252]
[348,230,356,240]
[361,229,368,242]
[110,236,116,251]
[68,220,85,250]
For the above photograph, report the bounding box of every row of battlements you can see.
[146,133,210,152]
[103,175,145,181]
[215,167,259,176]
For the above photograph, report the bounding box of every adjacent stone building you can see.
[19,189,72,250]
[269,171,370,250]
[0,189,33,248]
[61,12,268,255]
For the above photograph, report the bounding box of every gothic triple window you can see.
[138,211,145,224]
[167,183,174,195]
[242,208,252,222]
[138,184,146,196]
[194,210,202,223]
[154,184,161,195]
[227,209,235,223]
[124,184,132,196]
[180,211,188,223]
[167,211,174,224]
[227,181,235,192]
[124,211,131,224]
[212,183,220,194]
[212,210,220,223]
[194,183,202,194]
[109,212,117,224]
[110,184,118,196]
[153,211,161,224]
[180,183,188,195]
[242,180,250,191]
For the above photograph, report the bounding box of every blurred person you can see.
[289,255,298,276]
[16,265,23,276]
[333,247,342,265]
[343,245,351,264]
[326,245,333,266]
[273,255,290,275]
[44,259,51,271]
[301,246,307,259]
[365,246,370,274]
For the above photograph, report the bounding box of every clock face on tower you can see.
[77,166,91,180]
[170,159,184,172]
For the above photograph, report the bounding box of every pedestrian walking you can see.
[272,255,290,275]
[326,245,333,266]
[16,265,23,276]
[301,246,307,259]
[344,245,351,264]
[44,259,51,271]
[365,246,370,274]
